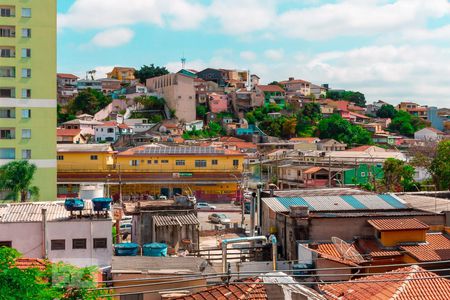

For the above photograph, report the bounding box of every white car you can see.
[208,213,231,224]
[119,223,132,234]
[196,202,216,210]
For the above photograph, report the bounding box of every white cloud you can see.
[91,28,135,48]
[240,51,257,60]
[73,65,116,80]
[264,49,284,61]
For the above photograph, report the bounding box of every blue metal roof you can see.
[340,195,368,209]
[378,194,407,209]
[277,197,314,210]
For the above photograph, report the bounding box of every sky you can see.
[57,0,450,107]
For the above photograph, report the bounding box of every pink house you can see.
[208,92,228,113]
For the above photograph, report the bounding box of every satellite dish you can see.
[331,236,365,263]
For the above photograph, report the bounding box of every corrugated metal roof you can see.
[262,194,409,213]
[152,213,199,227]
[270,188,372,198]
[0,201,108,223]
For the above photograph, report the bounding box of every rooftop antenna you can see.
[181,53,186,70]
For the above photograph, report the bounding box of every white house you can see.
[94,121,133,142]
[0,201,112,268]
[184,120,204,132]
[414,127,445,141]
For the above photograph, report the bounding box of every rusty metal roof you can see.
[0,201,109,223]
[152,213,199,227]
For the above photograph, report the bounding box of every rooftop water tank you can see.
[64,198,85,211]
[92,197,112,212]
[114,243,139,256]
[142,243,168,257]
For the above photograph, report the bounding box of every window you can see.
[22,129,31,139]
[233,160,239,167]
[57,155,64,160]
[130,160,139,166]
[21,28,31,38]
[0,241,12,248]
[0,48,13,57]
[22,149,31,159]
[212,159,218,165]
[361,172,366,177]
[21,48,31,58]
[195,160,207,168]
[107,128,114,133]
[22,68,31,78]
[0,148,15,159]
[51,239,65,250]
[153,160,158,164]
[21,8,31,17]
[90,155,98,160]
[72,239,87,249]
[21,89,31,98]
[161,160,169,164]
[93,238,107,249]
[22,109,31,118]
[147,160,151,164]
[175,160,185,166]
[0,8,13,17]
[0,108,15,118]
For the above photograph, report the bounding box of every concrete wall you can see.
[0,220,112,267]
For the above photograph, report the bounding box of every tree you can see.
[57,104,76,124]
[429,140,450,190]
[376,104,397,118]
[0,160,39,202]
[135,64,169,83]
[296,102,322,137]
[0,247,108,299]
[68,89,112,116]
[388,110,426,137]
[317,114,372,146]
[282,117,297,138]
[326,90,366,107]
[382,158,417,192]
[196,105,207,118]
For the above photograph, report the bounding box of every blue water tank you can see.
[92,197,112,211]
[142,243,168,257]
[292,263,313,276]
[114,243,139,256]
[64,198,85,211]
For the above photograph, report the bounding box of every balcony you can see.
[0,47,15,58]
[0,26,15,38]
[0,128,15,140]
[0,88,15,98]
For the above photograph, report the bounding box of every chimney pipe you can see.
[41,208,48,259]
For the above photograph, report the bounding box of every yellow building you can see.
[57,145,245,201]
[107,67,136,82]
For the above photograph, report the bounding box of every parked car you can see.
[208,213,231,224]
[196,202,216,210]
[119,223,132,234]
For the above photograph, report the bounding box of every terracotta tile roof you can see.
[57,73,79,79]
[15,258,47,270]
[349,111,369,119]
[401,233,450,262]
[355,238,402,257]
[304,166,326,174]
[289,137,319,143]
[171,278,267,299]
[57,128,82,137]
[219,136,246,143]
[368,218,430,231]
[96,121,130,129]
[319,265,450,300]
[256,85,285,93]
[346,145,372,152]
[313,243,362,266]
[279,78,310,84]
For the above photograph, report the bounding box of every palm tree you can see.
[0,160,39,202]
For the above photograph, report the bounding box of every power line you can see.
[96,274,450,298]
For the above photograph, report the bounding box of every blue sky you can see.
[58,0,450,107]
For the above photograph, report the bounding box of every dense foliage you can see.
[0,247,106,299]
[388,110,426,137]
[382,158,418,192]
[182,121,223,139]
[196,105,207,118]
[0,160,39,202]
[326,90,366,107]
[317,114,372,146]
[296,102,322,137]
[376,104,397,118]
[429,140,450,190]
[67,88,112,117]
[134,64,169,83]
